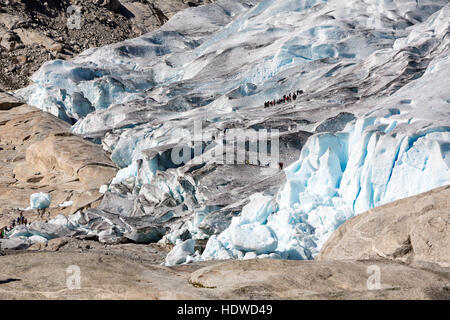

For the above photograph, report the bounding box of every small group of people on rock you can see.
[264,90,304,108]
[0,212,29,239]
[242,159,285,171]
[15,212,28,226]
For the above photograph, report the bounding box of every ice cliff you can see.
[16,0,450,263]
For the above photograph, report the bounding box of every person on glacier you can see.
[1,226,6,238]
[18,212,24,225]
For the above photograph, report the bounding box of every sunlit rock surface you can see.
[0,251,449,299]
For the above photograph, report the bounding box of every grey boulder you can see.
[0,237,32,250]
[28,221,74,240]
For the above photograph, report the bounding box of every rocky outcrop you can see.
[95,0,123,12]
[0,237,32,251]
[189,259,450,300]
[49,207,169,245]
[25,133,117,188]
[0,91,117,228]
[0,91,22,110]
[318,185,450,268]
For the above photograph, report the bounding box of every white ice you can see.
[29,192,52,210]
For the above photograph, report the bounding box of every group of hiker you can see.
[243,159,284,170]
[264,90,304,108]
[0,212,28,239]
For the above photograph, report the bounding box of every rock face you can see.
[25,133,117,187]
[0,91,22,110]
[0,91,117,228]
[189,259,450,300]
[97,0,123,12]
[230,224,278,255]
[318,185,450,268]
[0,237,32,251]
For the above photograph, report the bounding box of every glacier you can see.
[15,0,450,263]
[29,192,52,210]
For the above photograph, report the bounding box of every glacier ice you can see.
[14,0,450,263]
[30,193,52,210]
[201,121,450,261]
[58,201,73,208]
[236,193,276,225]
[165,239,196,266]
[9,225,31,239]
[29,235,49,245]
[49,214,69,226]
[18,0,447,125]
